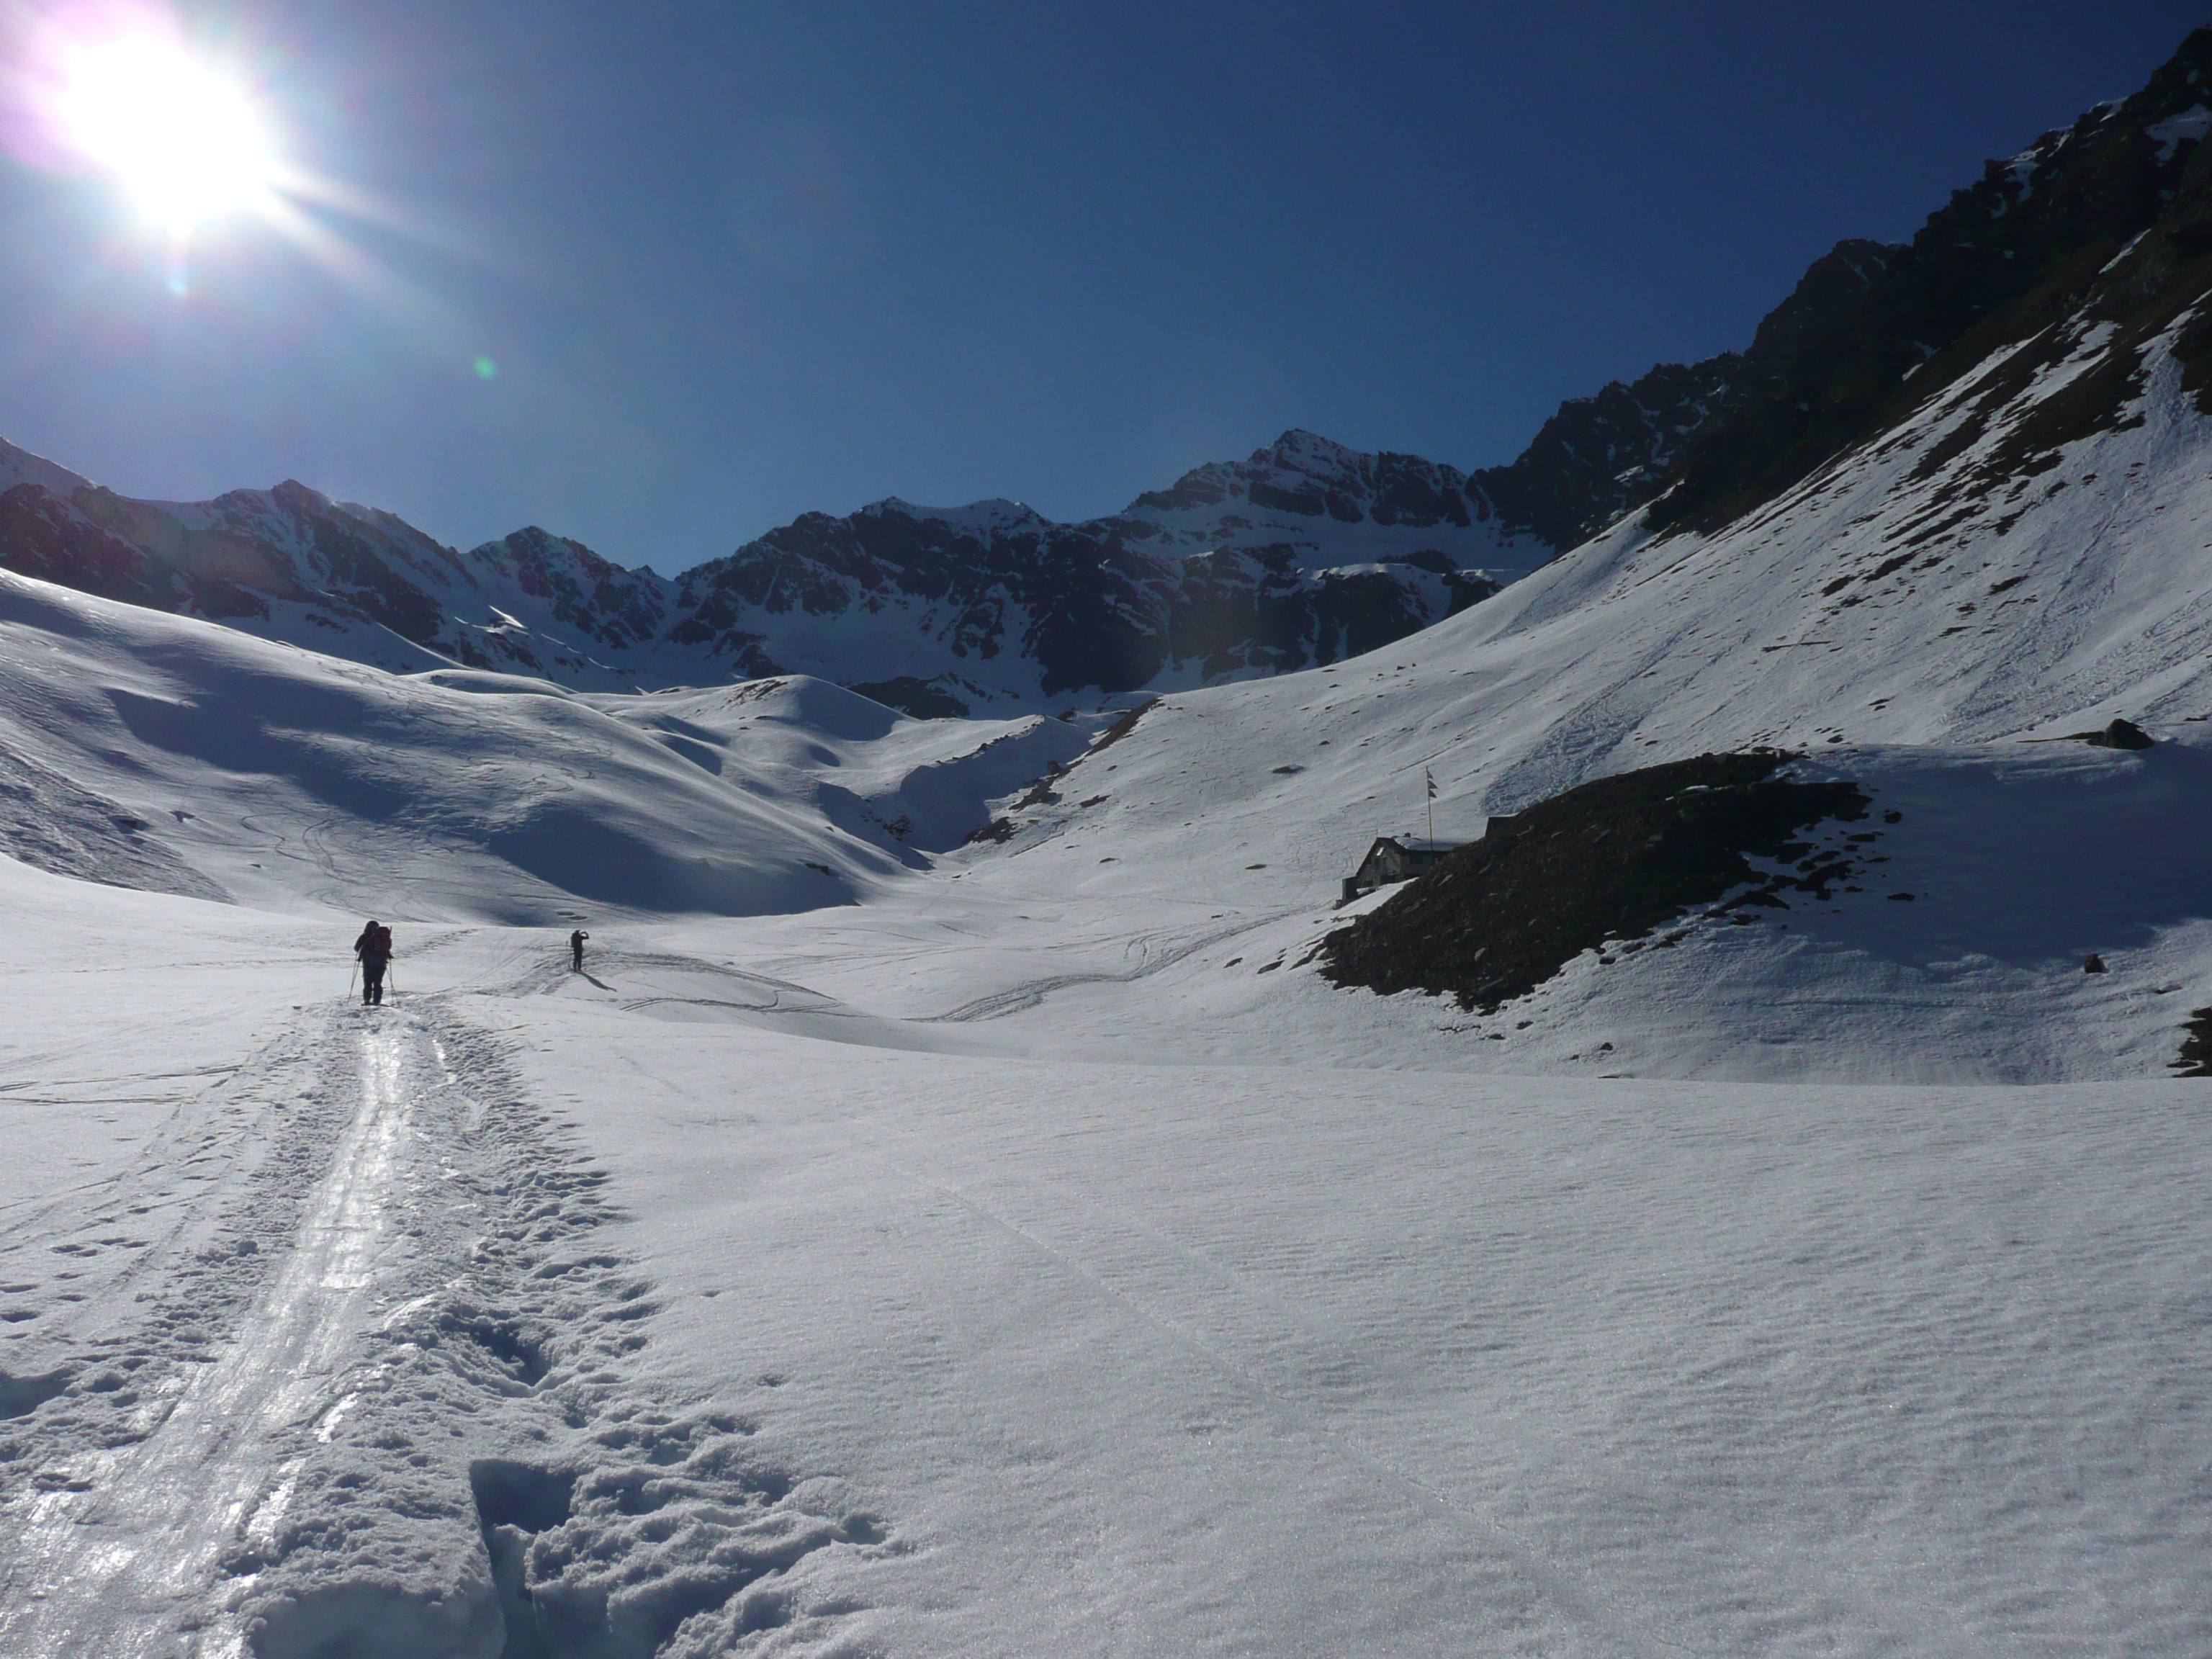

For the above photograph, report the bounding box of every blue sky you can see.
[0,1,2200,572]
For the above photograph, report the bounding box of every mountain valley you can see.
[4,27,2212,1659]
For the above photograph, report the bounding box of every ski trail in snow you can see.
[921,910,1302,1022]
[0,1014,417,1658]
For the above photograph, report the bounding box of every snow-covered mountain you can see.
[0,430,1537,715]
[910,27,2212,1084]
[8,33,2212,1659]
[0,224,1896,717]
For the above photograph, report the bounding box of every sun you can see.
[51,27,277,233]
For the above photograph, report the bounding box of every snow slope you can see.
[0,856,2206,1658]
[0,568,1121,922]
[876,284,2212,1086]
[7,55,2212,1655]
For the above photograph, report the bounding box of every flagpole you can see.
[1426,768,1435,850]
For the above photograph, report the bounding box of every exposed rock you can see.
[2074,719,2156,750]
[2174,1007,2212,1076]
[1319,752,1870,1012]
[1651,28,2212,536]
[1473,240,1897,549]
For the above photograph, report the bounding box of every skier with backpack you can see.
[569,928,589,973]
[354,920,393,1005]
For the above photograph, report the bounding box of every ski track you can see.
[922,910,1304,1022]
[2,1011,423,1655]
[0,978,889,1659]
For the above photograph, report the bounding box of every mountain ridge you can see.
[1653,26,2212,535]
[0,427,1539,713]
[0,231,1895,713]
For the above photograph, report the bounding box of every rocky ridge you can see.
[1653,28,2212,535]
[0,431,1536,716]
[1475,240,1897,548]
[0,222,1903,716]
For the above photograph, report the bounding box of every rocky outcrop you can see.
[1475,239,1897,549]
[1651,28,2212,536]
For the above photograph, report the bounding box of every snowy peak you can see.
[1654,26,2212,537]
[670,435,1537,711]
[858,496,1049,537]
[469,526,673,654]
[0,436,96,498]
[1128,428,1492,534]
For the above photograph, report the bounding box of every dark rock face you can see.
[1320,752,1871,1012]
[1474,239,1897,549]
[475,526,668,652]
[1475,358,1752,552]
[2174,1007,2212,1076]
[2074,719,2157,751]
[1653,28,2212,536]
[1133,431,1489,531]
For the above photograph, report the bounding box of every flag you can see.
[1425,768,1437,799]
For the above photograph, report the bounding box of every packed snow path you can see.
[0,962,891,1659]
[3,1012,441,1653]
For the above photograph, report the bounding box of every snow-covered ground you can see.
[1,856,2207,1657]
[5,303,2212,1651]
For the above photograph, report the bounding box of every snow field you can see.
[0,569,1115,922]
[3,274,2212,1653]
[0,873,894,1658]
[24,897,2167,1656]
[473,958,2212,1657]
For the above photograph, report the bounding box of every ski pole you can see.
[348,961,358,1000]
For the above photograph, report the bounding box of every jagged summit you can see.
[1653,25,2212,536]
[1130,427,1493,534]
[859,497,1048,536]
[0,426,1537,713]
[1470,238,1899,550]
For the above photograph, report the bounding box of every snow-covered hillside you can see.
[7,31,2212,1659]
[917,247,2212,1084]
[0,568,1112,921]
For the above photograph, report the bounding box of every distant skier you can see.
[354,920,393,1005]
[570,928,589,973]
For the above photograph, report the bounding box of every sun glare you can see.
[4,3,451,305]
[54,31,276,231]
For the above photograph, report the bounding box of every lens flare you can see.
[4,1,282,236]
[4,1,482,337]
[55,32,274,230]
